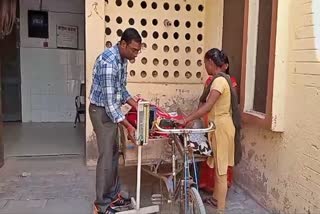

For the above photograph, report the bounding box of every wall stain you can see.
[261,154,267,168]
[87,2,103,20]
[311,144,319,150]
[163,95,199,115]
[248,149,255,161]
[271,187,280,200]
[283,196,292,213]
[86,132,98,163]
[234,164,269,208]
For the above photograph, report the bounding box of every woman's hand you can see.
[173,118,187,127]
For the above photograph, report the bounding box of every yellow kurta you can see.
[207,77,235,175]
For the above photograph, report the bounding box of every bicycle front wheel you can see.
[189,187,206,214]
[180,187,206,214]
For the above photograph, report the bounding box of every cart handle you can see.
[155,122,215,134]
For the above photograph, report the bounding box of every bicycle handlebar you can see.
[155,122,215,134]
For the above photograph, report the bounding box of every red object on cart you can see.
[125,103,183,129]
[199,162,233,192]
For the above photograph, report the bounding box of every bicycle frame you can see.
[154,122,215,213]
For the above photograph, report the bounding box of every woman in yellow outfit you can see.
[175,48,236,213]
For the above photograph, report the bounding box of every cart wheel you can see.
[180,187,206,214]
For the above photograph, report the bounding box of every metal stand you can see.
[118,101,159,214]
[118,145,159,214]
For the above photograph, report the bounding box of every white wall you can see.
[20,0,85,122]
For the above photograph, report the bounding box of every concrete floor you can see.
[3,122,85,157]
[0,156,270,214]
[0,123,270,213]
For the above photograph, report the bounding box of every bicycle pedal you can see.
[151,199,167,205]
[151,201,163,205]
[151,194,166,205]
[151,197,164,201]
[151,194,162,198]
[112,204,132,212]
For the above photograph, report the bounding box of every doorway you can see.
[1,0,86,161]
[222,0,245,99]
[0,25,21,122]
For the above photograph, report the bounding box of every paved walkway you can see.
[0,156,269,214]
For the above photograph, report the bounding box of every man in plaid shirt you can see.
[89,28,141,214]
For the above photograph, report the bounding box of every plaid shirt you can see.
[89,45,131,123]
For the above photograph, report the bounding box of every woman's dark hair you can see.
[204,48,225,67]
[223,54,230,75]
[204,48,230,74]
[120,28,142,44]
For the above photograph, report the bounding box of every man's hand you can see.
[127,126,136,144]
[120,119,136,144]
[127,98,138,111]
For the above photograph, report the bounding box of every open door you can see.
[0,26,20,167]
[222,0,245,100]
[0,0,19,167]
[1,41,21,122]
[0,59,3,168]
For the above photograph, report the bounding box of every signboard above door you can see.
[56,25,78,49]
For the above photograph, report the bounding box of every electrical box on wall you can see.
[28,10,48,38]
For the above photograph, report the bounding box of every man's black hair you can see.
[120,28,142,44]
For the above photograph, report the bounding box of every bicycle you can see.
[143,120,215,214]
